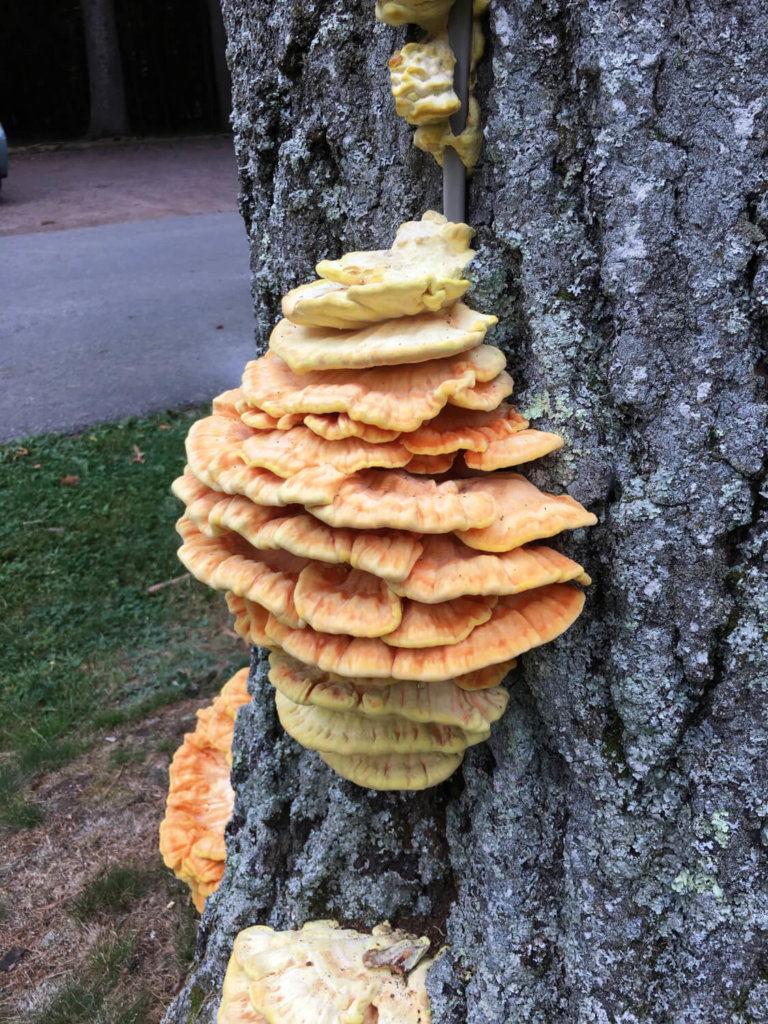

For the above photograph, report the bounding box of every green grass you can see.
[19,932,152,1024]
[0,408,246,822]
[70,864,161,921]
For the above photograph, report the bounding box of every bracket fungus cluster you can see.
[171,212,595,790]
[218,920,433,1024]
[159,668,251,911]
[383,0,488,171]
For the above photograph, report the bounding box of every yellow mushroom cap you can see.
[212,388,248,421]
[281,212,476,330]
[239,425,413,477]
[414,96,484,171]
[293,562,403,637]
[159,668,251,912]
[270,302,496,372]
[306,470,498,534]
[318,212,473,287]
[463,428,563,470]
[392,536,591,603]
[240,346,506,433]
[176,515,306,628]
[275,690,489,756]
[217,921,433,1024]
[260,583,586,682]
[238,407,305,431]
[302,413,401,444]
[401,402,528,455]
[389,34,460,126]
[375,0,454,31]
[227,592,272,647]
[321,749,464,790]
[174,476,425,584]
[219,954,266,1024]
[405,451,458,474]
[300,467,594,543]
[454,475,599,551]
[173,468,244,540]
[449,368,514,411]
[381,593,498,648]
[268,650,509,731]
[185,413,252,490]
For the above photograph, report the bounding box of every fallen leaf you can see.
[13,447,29,459]
[33,464,41,469]
[159,424,171,430]
[60,474,80,486]
[131,444,145,464]
[215,324,224,330]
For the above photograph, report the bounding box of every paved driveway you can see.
[0,137,241,236]
[0,138,256,442]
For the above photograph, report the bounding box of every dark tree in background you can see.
[80,0,129,137]
[0,0,229,142]
[165,1,768,1022]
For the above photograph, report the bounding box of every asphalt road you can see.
[0,212,256,442]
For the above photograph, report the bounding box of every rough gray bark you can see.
[164,1,768,1021]
[80,0,129,138]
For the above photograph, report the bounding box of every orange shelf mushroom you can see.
[160,668,251,911]
[171,212,596,790]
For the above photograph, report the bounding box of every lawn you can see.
[0,408,249,1022]
[0,406,246,817]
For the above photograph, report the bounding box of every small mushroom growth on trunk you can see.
[217,920,433,1024]
[159,668,251,911]
[171,212,596,790]
[384,0,488,171]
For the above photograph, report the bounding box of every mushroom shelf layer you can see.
[172,211,596,791]
[159,669,251,911]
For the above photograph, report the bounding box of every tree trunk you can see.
[81,0,129,138]
[164,1,768,1021]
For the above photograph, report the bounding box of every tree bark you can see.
[164,1,768,1021]
[80,0,129,138]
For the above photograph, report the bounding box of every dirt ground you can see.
[0,137,239,237]
[0,694,232,1022]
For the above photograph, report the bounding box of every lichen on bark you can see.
[164,2,768,1021]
